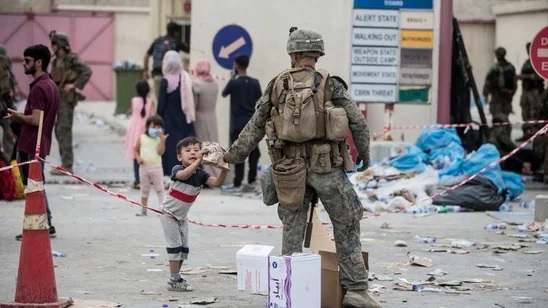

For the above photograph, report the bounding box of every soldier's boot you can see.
[342,290,382,308]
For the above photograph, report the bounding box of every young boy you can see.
[160,137,228,292]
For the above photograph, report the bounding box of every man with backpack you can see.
[223,27,380,307]
[143,22,189,100]
[483,47,517,117]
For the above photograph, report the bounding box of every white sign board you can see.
[399,67,432,85]
[351,47,399,65]
[353,9,399,28]
[351,65,398,84]
[351,84,398,102]
[400,11,434,30]
[352,28,399,47]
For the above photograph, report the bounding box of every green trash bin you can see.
[114,68,144,115]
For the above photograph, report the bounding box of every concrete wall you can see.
[190,0,444,165]
[114,11,150,63]
[458,22,496,94]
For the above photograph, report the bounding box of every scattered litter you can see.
[525,221,543,232]
[424,248,448,252]
[141,253,160,257]
[427,268,448,276]
[394,240,408,247]
[206,265,230,270]
[438,280,462,287]
[70,299,121,307]
[451,240,477,248]
[491,245,520,251]
[60,195,74,200]
[369,284,386,293]
[450,249,470,254]
[181,267,207,275]
[513,296,533,304]
[409,256,432,267]
[140,290,162,296]
[476,264,503,271]
[380,222,392,229]
[415,235,436,243]
[484,223,507,230]
[523,250,542,254]
[506,233,528,238]
[146,269,163,272]
[218,270,237,275]
[463,278,491,283]
[371,274,393,281]
[52,251,66,257]
[190,297,217,305]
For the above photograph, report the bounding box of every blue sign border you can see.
[354,0,433,9]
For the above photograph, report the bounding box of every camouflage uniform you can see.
[0,46,17,162]
[49,32,92,171]
[519,58,545,137]
[224,28,380,308]
[483,50,517,117]
[534,89,548,184]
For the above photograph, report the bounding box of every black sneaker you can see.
[15,226,57,241]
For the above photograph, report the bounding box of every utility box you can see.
[534,195,548,222]
[114,68,144,115]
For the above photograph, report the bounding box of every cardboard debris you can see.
[438,280,462,287]
[218,270,237,275]
[190,297,217,305]
[380,222,392,229]
[394,240,408,247]
[523,250,542,254]
[476,264,503,271]
[506,233,528,238]
[370,274,393,281]
[409,256,432,267]
[140,290,162,295]
[491,245,520,251]
[207,265,230,270]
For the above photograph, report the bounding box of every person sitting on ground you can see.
[159,137,227,292]
[488,113,541,174]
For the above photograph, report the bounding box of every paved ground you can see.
[1,102,547,308]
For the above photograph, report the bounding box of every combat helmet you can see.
[0,44,6,56]
[49,30,71,51]
[286,27,325,56]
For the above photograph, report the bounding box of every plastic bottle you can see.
[498,203,513,212]
[436,206,448,214]
[415,235,436,243]
[52,250,66,257]
[517,225,528,233]
[519,201,535,209]
[162,304,168,308]
[484,223,507,230]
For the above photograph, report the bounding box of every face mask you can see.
[148,128,159,138]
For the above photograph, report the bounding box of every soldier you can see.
[534,88,548,184]
[517,42,545,141]
[48,31,92,175]
[483,47,517,117]
[0,44,25,164]
[223,28,380,308]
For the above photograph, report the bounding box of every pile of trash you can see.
[350,128,525,214]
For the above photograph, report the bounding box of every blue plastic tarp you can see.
[501,171,525,200]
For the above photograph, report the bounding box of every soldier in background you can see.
[48,31,92,175]
[517,42,545,141]
[224,28,380,307]
[483,47,517,117]
[0,44,25,164]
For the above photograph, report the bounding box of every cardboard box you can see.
[267,254,321,308]
[236,244,275,295]
[309,210,369,308]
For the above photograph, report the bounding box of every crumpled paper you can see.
[201,142,230,171]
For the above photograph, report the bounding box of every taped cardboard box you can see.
[309,209,369,308]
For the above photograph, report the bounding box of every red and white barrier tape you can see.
[0,160,37,173]
[372,119,548,140]
[39,158,163,215]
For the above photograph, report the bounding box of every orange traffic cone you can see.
[1,161,73,308]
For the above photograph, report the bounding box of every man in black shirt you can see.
[143,22,189,100]
[222,54,262,193]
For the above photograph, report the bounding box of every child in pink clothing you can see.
[124,80,154,190]
[135,115,168,216]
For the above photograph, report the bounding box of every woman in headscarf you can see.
[191,59,220,177]
[157,50,196,176]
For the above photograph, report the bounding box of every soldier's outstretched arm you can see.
[224,81,274,164]
[72,56,92,90]
[329,77,370,165]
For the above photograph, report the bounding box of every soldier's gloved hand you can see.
[355,155,370,172]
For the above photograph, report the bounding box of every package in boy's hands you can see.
[201,141,229,170]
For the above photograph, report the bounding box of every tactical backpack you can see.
[152,36,179,72]
[269,67,349,143]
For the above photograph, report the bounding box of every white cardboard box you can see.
[267,254,321,308]
[236,244,275,295]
